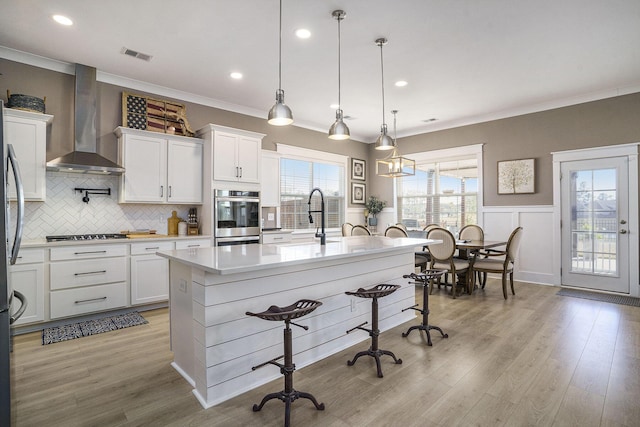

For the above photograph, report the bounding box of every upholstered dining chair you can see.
[426,227,471,298]
[341,222,354,237]
[471,227,523,299]
[394,223,407,231]
[457,224,485,285]
[414,223,441,272]
[385,225,408,238]
[351,225,371,236]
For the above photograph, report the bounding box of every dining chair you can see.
[471,227,523,299]
[426,227,471,298]
[341,222,354,237]
[414,223,441,272]
[384,225,408,238]
[458,224,485,285]
[394,223,407,231]
[351,225,371,236]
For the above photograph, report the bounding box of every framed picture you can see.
[351,182,366,204]
[351,158,366,181]
[498,158,535,194]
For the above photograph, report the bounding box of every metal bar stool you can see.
[246,299,325,427]
[401,271,449,346]
[345,284,403,378]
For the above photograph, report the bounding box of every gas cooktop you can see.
[46,234,128,242]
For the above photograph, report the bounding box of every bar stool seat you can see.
[345,284,402,378]
[401,271,449,346]
[246,299,324,427]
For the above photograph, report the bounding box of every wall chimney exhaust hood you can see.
[46,64,125,175]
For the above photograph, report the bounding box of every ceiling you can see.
[1,0,639,142]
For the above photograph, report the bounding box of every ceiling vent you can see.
[121,47,153,62]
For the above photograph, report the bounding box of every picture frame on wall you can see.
[498,158,535,194]
[351,182,366,204]
[351,158,366,181]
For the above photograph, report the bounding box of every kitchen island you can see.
[157,235,434,408]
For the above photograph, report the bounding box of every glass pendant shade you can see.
[329,109,350,140]
[376,148,416,177]
[268,89,293,126]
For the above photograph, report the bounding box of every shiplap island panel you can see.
[158,236,435,408]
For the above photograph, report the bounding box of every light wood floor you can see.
[12,280,640,427]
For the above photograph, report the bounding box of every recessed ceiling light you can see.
[295,28,311,39]
[395,80,408,87]
[230,72,243,80]
[53,14,73,26]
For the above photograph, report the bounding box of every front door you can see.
[560,157,629,293]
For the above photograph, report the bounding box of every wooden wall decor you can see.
[122,92,195,137]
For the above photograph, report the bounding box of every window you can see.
[278,145,347,231]
[396,145,482,235]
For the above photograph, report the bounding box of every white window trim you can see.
[276,144,349,236]
[394,143,484,226]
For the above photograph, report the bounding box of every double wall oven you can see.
[214,190,260,246]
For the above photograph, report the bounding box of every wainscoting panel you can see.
[483,205,555,285]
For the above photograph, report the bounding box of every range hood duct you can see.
[46,64,125,175]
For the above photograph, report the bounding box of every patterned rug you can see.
[557,288,640,307]
[42,312,148,345]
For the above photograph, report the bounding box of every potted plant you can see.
[365,195,386,226]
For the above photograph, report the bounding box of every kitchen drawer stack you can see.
[49,245,128,319]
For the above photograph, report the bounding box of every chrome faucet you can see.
[308,187,326,245]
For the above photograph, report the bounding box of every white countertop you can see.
[20,235,212,248]
[157,235,436,275]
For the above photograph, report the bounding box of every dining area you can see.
[341,221,524,300]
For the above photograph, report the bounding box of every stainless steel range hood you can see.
[46,64,125,175]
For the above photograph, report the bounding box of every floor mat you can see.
[557,288,640,307]
[42,312,148,345]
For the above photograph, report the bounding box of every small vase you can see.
[368,217,378,226]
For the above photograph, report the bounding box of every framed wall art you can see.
[351,158,366,181]
[498,158,535,194]
[351,182,366,204]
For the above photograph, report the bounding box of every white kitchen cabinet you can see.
[261,231,292,244]
[261,150,280,207]
[49,244,128,319]
[116,127,203,204]
[197,124,264,184]
[175,238,212,250]
[130,241,174,305]
[5,109,53,201]
[9,248,46,325]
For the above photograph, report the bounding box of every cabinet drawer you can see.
[262,233,292,244]
[130,241,174,255]
[50,244,127,261]
[13,248,45,264]
[175,239,212,250]
[50,282,127,319]
[50,257,127,290]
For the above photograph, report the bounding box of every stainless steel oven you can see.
[214,190,260,246]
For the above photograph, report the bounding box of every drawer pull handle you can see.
[187,244,200,247]
[74,270,107,276]
[74,250,107,255]
[74,296,107,304]
[145,247,160,250]
[274,237,284,240]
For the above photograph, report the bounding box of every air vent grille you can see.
[121,47,153,62]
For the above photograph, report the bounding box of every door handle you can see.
[620,229,628,234]
[7,145,24,265]
[9,290,27,324]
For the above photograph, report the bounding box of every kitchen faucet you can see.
[308,187,326,245]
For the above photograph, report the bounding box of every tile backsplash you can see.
[13,172,196,240]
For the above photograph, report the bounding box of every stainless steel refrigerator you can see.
[1,101,28,426]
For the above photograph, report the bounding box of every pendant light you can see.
[328,10,350,140]
[267,0,293,126]
[376,110,416,177]
[374,38,394,150]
